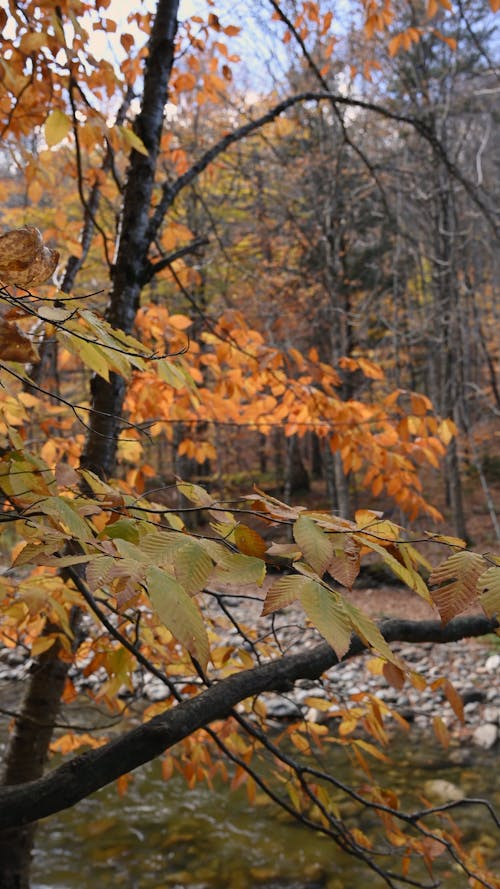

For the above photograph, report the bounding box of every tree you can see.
[0,2,499,888]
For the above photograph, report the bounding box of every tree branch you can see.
[147,91,499,243]
[0,613,496,829]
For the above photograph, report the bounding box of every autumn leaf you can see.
[262,574,311,615]
[118,125,149,157]
[429,551,488,623]
[44,109,72,147]
[0,226,59,287]
[234,524,267,559]
[293,515,333,576]
[146,565,210,670]
[0,319,39,362]
[477,566,500,620]
[300,580,353,658]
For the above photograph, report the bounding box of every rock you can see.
[462,688,486,704]
[264,696,299,719]
[483,706,500,724]
[484,653,500,673]
[143,678,169,702]
[423,779,464,803]
[472,723,498,750]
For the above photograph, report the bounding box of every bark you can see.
[0,614,495,832]
[0,639,68,889]
[81,0,180,478]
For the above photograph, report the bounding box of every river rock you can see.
[423,779,464,803]
[472,723,498,749]
[484,653,500,673]
[483,706,500,724]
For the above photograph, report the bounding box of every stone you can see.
[483,706,500,724]
[462,688,486,704]
[484,653,500,673]
[423,779,464,803]
[472,723,498,750]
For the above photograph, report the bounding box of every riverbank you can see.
[1,583,498,753]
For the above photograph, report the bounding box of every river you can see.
[31,736,499,889]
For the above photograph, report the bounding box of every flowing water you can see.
[31,738,499,889]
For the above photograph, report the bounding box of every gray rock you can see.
[483,706,500,725]
[472,723,498,750]
[265,696,300,719]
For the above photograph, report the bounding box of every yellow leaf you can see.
[118,125,149,156]
[31,635,57,656]
[293,515,333,576]
[45,109,72,147]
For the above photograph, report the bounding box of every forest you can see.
[0,0,499,887]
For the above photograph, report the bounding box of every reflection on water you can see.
[32,740,499,889]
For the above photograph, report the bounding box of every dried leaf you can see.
[429,551,487,623]
[0,319,39,362]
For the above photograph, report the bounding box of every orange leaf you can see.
[433,715,450,749]
[234,524,267,559]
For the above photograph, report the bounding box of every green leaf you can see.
[103,519,140,544]
[158,360,191,390]
[140,529,180,562]
[146,566,209,670]
[174,541,213,595]
[300,581,352,659]
[293,515,333,576]
[59,332,111,380]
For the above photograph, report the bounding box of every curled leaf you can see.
[0,226,59,287]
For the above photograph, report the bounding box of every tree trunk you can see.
[0,640,68,889]
[0,3,180,885]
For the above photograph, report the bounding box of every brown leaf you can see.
[0,225,42,268]
[0,226,59,287]
[0,319,39,362]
